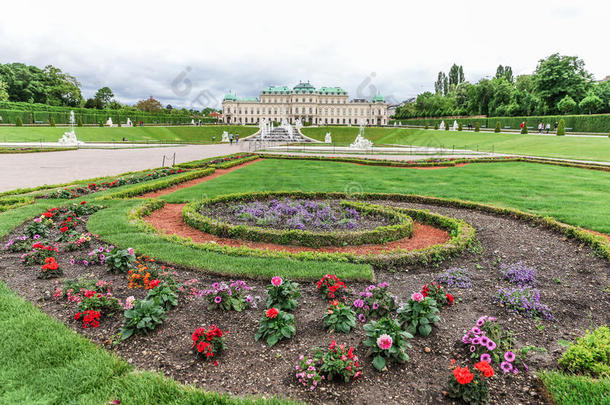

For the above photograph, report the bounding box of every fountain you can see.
[452,120,459,131]
[221,131,230,142]
[349,120,373,149]
[105,117,113,127]
[324,132,332,143]
[438,121,445,130]
[58,111,84,146]
[250,117,310,142]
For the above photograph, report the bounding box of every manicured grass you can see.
[301,127,610,162]
[0,125,258,144]
[86,199,373,281]
[538,371,610,405]
[161,159,610,233]
[0,281,299,405]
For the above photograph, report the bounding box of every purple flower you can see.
[358,313,366,323]
[353,299,364,308]
[480,353,492,363]
[480,336,489,345]
[504,351,516,362]
[486,340,497,351]
[472,337,481,345]
[471,327,481,335]
[214,296,222,304]
[469,345,476,353]
[34,234,41,240]
[476,316,487,327]
[372,302,379,310]
[500,361,513,373]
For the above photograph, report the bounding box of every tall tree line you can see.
[396,54,610,118]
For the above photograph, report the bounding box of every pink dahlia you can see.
[376,334,393,350]
[411,292,424,302]
[271,276,283,287]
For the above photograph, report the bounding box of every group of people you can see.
[229,133,239,145]
[537,122,555,134]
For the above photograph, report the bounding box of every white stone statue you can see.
[325,132,332,143]
[221,131,230,142]
[105,117,113,127]
[126,117,132,127]
[439,121,445,130]
[349,120,373,149]
[394,122,397,126]
[191,119,195,125]
[452,120,459,131]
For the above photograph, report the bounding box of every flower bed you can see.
[185,193,414,248]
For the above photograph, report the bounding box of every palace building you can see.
[222,81,388,126]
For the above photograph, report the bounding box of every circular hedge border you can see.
[183,192,414,248]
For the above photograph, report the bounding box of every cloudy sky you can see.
[1,0,607,109]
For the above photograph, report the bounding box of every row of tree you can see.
[0,62,218,115]
[394,54,610,118]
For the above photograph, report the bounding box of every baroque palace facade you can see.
[222,81,388,126]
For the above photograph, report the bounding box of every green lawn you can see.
[301,127,610,162]
[161,159,610,233]
[0,125,258,144]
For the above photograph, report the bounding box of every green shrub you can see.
[146,283,179,311]
[265,277,300,311]
[424,123,429,130]
[474,122,480,132]
[254,308,296,347]
[521,122,528,134]
[444,121,449,130]
[494,121,501,133]
[117,120,122,127]
[120,298,167,339]
[49,117,56,127]
[558,326,610,378]
[457,122,463,131]
[557,119,566,136]
[105,247,136,273]
[434,123,439,130]
[98,121,103,127]
[15,116,23,126]
[322,301,357,334]
[77,116,83,127]
[363,317,412,371]
[397,295,440,337]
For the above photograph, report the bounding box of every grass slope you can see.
[161,159,610,233]
[86,199,373,281]
[538,371,610,405]
[0,125,258,144]
[301,127,610,162]
[0,281,298,405]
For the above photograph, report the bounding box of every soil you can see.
[200,199,394,232]
[1,200,609,405]
[145,203,449,254]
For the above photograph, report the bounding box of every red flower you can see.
[148,279,162,289]
[266,308,279,318]
[60,226,69,233]
[80,201,87,205]
[446,293,454,305]
[453,367,474,385]
[475,361,494,378]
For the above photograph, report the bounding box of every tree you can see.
[557,95,577,114]
[458,66,465,84]
[434,72,445,94]
[474,122,480,132]
[15,116,23,126]
[494,121,501,133]
[0,80,8,101]
[94,87,114,107]
[520,121,528,134]
[136,96,163,112]
[166,104,173,111]
[77,116,83,127]
[84,97,102,109]
[106,100,123,110]
[495,65,505,79]
[449,64,460,86]
[50,117,55,127]
[557,119,566,136]
[534,53,592,113]
[579,92,604,114]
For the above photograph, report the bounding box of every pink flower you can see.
[125,296,135,310]
[271,276,283,287]
[127,247,134,256]
[376,334,393,350]
[411,292,424,302]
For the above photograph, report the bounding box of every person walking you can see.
[538,122,543,134]
[554,121,558,130]
[545,122,551,134]
[520,121,525,132]
[229,133,234,145]
[235,134,239,144]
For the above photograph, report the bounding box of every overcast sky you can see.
[1,0,608,109]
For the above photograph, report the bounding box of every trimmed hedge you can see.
[213,155,260,169]
[184,193,414,248]
[391,113,610,133]
[99,168,215,200]
[0,147,78,154]
[0,196,35,213]
[175,153,257,169]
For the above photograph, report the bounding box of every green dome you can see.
[223,93,237,101]
[293,81,316,93]
[261,86,292,95]
[372,94,386,103]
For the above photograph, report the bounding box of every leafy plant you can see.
[146,282,178,311]
[314,340,362,382]
[39,257,62,279]
[322,300,356,333]
[21,243,58,266]
[397,294,440,337]
[363,317,412,371]
[558,326,610,378]
[353,282,397,323]
[265,277,300,311]
[15,116,23,126]
[120,299,167,339]
[105,247,136,273]
[77,290,122,314]
[295,354,324,391]
[198,280,258,311]
[557,118,566,135]
[474,122,480,132]
[25,218,52,238]
[254,307,296,347]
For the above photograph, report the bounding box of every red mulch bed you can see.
[143,203,450,253]
[137,159,262,199]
